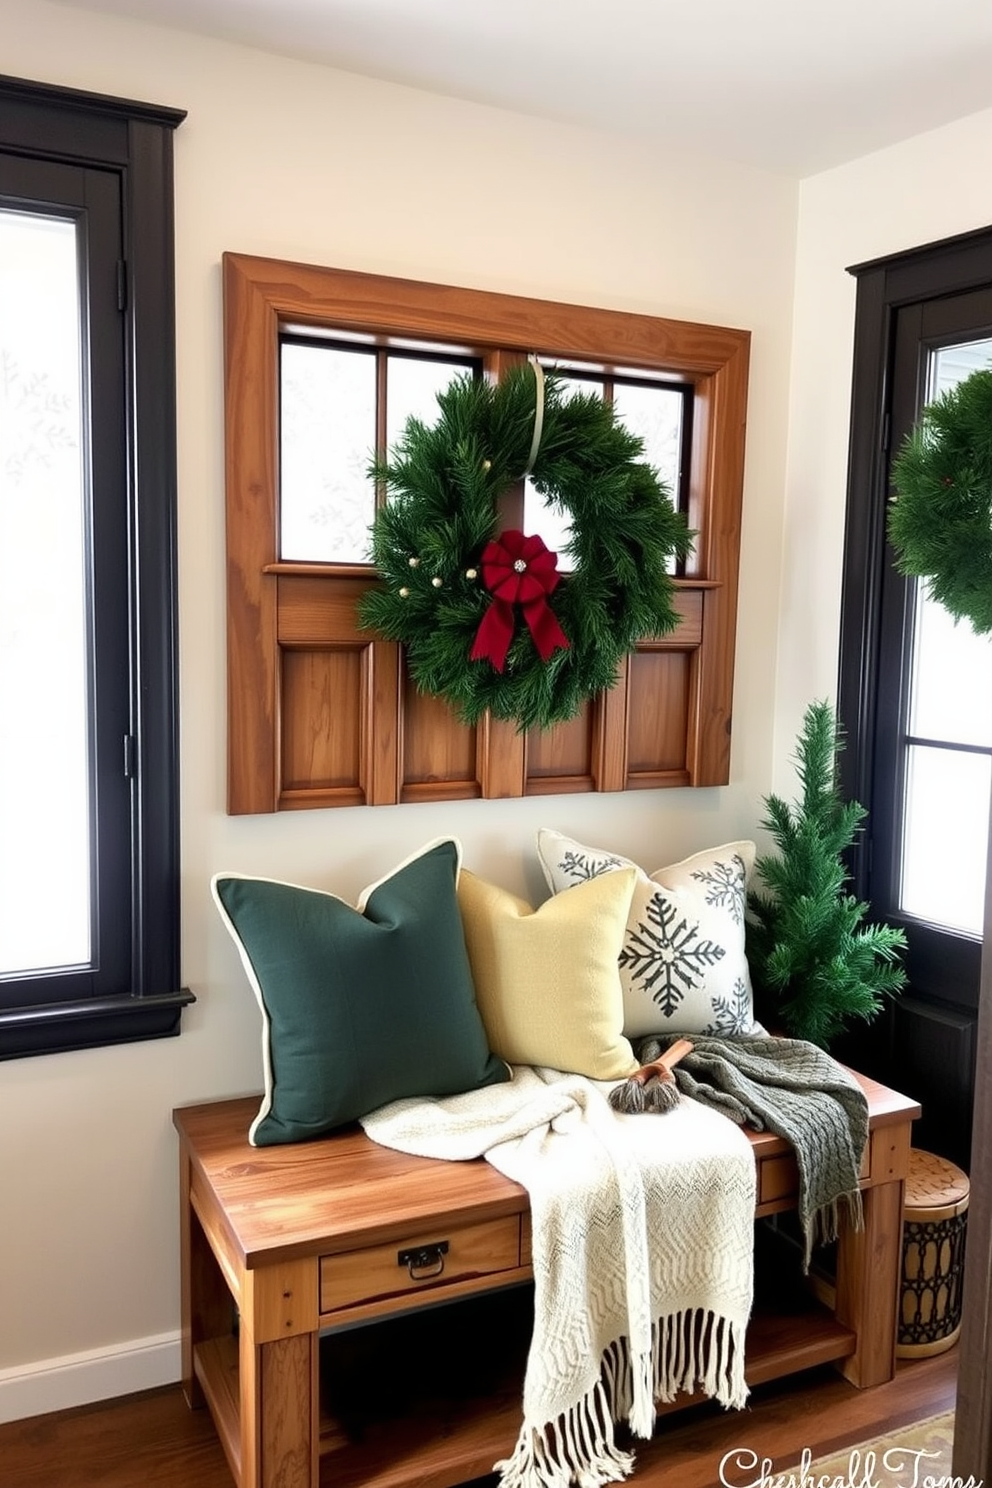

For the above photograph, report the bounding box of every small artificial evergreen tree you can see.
[746,699,906,1048]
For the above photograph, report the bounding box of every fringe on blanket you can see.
[495,1375,636,1488]
[495,1309,748,1488]
[806,1187,865,1267]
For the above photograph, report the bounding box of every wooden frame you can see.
[223,253,750,814]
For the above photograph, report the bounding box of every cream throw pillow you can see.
[537,828,758,1040]
[457,867,639,1080]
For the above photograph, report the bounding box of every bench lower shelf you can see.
[193,1279,857,1488]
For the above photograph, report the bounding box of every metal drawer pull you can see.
[397,1240,449,1279]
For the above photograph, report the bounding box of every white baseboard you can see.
[0,1331,181,1425]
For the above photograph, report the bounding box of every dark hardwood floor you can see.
[0,1348,956,1488]
[637,1349,956,1486]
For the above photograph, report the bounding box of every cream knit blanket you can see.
[361,1066,755,1488]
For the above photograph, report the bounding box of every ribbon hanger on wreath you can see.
[469,358,569,673]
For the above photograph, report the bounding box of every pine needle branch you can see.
[746,700,906,1047]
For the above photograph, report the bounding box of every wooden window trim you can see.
[223,252,750,814]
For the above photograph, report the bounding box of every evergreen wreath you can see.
[358,362,693,731]
[888,367,992,633]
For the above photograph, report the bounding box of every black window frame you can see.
[0,74,192,1058]
[839,225,992,1012]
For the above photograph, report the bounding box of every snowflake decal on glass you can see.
[556,849,626,884]
[690,853,746,926]
[619,894,726,1018]
[702,977,750,1035]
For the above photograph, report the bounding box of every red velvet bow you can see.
[469,530,569,672]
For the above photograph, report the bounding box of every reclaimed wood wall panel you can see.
[224,254,749,812]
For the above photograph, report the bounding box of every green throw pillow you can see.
[212,838,509,1145]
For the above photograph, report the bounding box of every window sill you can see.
[0,989,196,1060]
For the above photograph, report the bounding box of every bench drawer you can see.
[758,1154,798,1207]
[757,1141,872,1209]
[319,1215,521,1314]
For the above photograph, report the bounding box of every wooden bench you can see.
[175,1071,919,1488]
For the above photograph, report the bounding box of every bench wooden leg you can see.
[833,1176,905,1387]
[180,1148,233,1411]
[240,1260,320,1488]
[240,1327,319,1488]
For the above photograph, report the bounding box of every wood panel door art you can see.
[223,254,749,813]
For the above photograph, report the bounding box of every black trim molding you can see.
[0,75,193,1058]
[838,225,992,1479]
[839,223,992,892]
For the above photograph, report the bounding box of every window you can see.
[224,253,750,814]
[280,340,479,563]
[0,76,191,1058]
[277,344,691,578]
[2,208,92,980]
[522,372,691,574]
[839,225,992,1163]
[894,337,992,937]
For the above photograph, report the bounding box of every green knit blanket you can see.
[631,1033,869,1267]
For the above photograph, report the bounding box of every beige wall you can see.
[0,0,802,1412]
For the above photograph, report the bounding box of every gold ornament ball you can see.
[482,459,491,472]
[466,568,478,580]
[398,586,410,597]
[431,576,443,588]
[408,556,421,568]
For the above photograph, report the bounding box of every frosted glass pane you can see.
[611,382,682,498]
[280,343,376,562]
[385,355,471,452]
[900,745,990,935]
[0,209,91,975]
[522,487,575,574]
[523,377,590,574]
[909,586,992,746]
[929,337,992,399]
[524,378,685,577]
[613,383,685,575]
[896,336,992,936]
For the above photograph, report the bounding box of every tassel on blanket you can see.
[494,1374,636,1488]
[496,1308,749,1488]
[804,1188,865,1266]
[608,1038,694,1115]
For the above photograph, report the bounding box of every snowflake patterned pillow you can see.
[536,828,758,1040]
